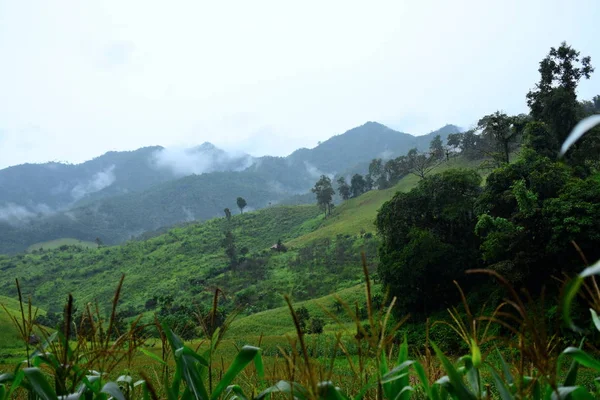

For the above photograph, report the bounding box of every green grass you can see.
[0,295,45,350]
[288,156,483,248]
[228,283,380,337]
[27,238,98,253]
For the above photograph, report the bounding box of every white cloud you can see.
[0,203,54,226]
[151,146,254,176]
[71,165,116,201]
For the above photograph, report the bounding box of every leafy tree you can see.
[368,159,386,189]
[222,230,237,268]
[376,169,482,315]
[447,133,462,150]
[350,174,367,198]
[311,175,335,217]
[296,306,310,332]
[477,111,522,165]
[523,121,558,159]
[429,134,444,160]
[406,148,442,179]
[309,317,324,334]
[526,42,594,145]
[236,197,247,214]
[336,177,351,200]
[223,208,232,221]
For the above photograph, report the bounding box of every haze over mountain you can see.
[0,122,460,254]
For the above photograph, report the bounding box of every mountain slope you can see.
[0,156,483,343]
[0,122,462,254]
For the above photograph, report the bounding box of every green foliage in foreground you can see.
[2,259,600,399]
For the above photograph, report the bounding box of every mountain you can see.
[0,123,462,254]
[0,143,252,215]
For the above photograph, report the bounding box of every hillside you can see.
[0,295,45,350]
[0,157,481,321]
[0,122,461,254]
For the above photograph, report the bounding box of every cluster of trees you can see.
[328,134,450,209]
[376,42,600,317]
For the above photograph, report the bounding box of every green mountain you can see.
[0,123,461,254]
[0,157,475,319]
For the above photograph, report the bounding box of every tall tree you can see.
[368,159,385,189]
[336,177,351,200]
[376,169,482,315]
[236,197,247,214]
[477,111,522,165]
[447,133,462,150]
[429,134,444,160]
[312,175,335,217]
[407,148,442,179]
[526,42,594,144]
[350,174,367,198]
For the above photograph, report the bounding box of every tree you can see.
[236,197,247,214]
[368,159,385,189]
[526,42,594,144]
[223,208,232,221]
[350,174,367,198]
[376,169,482,315]
[477,111,522,165]
[296,306,310,333]
[222,230,237,268]
[429,134,444,160]
[447,133,462,150]
[336,177,351,200]
[312,175,335,217]
[406,148,442,179]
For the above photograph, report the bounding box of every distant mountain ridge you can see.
[0,122,462,254]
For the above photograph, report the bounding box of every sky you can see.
[0,0,598,169]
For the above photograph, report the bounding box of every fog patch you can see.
[152,144,253,176]
[0,203,54,226]
[71,165,116,201]
[304,162,333,179]
[182,206,195,222]
[379,150,394,160]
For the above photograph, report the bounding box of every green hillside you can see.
[0,123,461,255]
[0,295,45,350]
[27,238,98,253]
[0,157,485,323]
[228,283,379,337]
[288,156,482,248]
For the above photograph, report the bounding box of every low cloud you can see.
[0,203,54,226]
[182,206,195,222]
[71,165,116,201]
[304,161,333,180]
[379,150,394,160]
[152,145,254,177]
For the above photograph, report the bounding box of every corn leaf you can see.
[563,347,600,372]
[23,367,58,400]
[211,345,260,400]
[101,382,126,400]
[431,342,476,400]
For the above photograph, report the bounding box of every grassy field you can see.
[27,238,98,252]
[228,283,380,337]
[0,295,46,350]
[287,156,483,249]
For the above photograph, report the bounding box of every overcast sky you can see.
[0,0,598,168]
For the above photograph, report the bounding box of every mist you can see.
[0,203,54,226]
[71,165,116,201]
[151,145,254,176]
